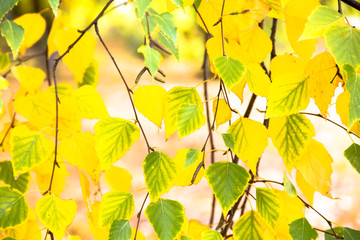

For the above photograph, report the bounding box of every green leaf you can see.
[344,143,360,174]
[0,52,10,72]
[184,148,202,168]
[48,0,59,16]
[325,227,344,240]
[0,185,28,228]
[137,45,161,77]
[269,114,315,170]
[165,86,202,139]
[344,227,360,239]
[213,56,246,90]
[35,194,77,239]
[201,230,222,240]
[134,0,152,19]
[170,0,184,8]
[300,6,343,40]
[222,133,234,150]
[289,218,318,240]
[283,171,297,197]
[109,220,132,240]
[10,125,53,176]
[205,161,250,217]
[153,12,177,44]
[158,31,179,61]
[143,151,177,201]
[79,60,98,87]
[0,161,30,193]
[324,24,360,69]
[1,19,25,59]
[99,191,135,227]
[233,210,266,240]
[145,199,185,240]
[178,103,205,138]
[0,0,19,20]
[343,64,360,128]
[94,117,140,170]
[256,188,281,228]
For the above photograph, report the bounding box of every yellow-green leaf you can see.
[74,85,109,119]
[134,85,167,127]
[145,199,185,240]
[109,220,131,240]
[79,60,99,87]
[0,0,19,21]
[213,98,231,128]
[0,185,28,229]
[137,45,162,77]
[269,114,315,171]
[245,63,270,98]
[201,230,222,240]
[283,171,297,198]
[205,161,250,217]
[48,0,59,16]
[343,64,360,128]
[11,66,45,93]
[227,118,268,173]
[0,52,10,72]
[143,151,177,201]
[1,19,24,59]
[173,148,204,186]
[213,56,246,90]
[289,218,318,240]
[256,188,281,228]
[94,117,140,170]
[233,210,267,240]
[10,125,53,176]
[35,195,77,239]
[98,191,134,227]
[178,103,206,138]
[0,161,30,193]
[344,143,360,174]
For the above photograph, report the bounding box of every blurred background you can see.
[1,0,360,239]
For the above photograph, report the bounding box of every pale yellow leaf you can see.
[12,66,45,93]
[296,170,315,205]
[245,63,270,97]
[213,98,231,128]
[231,78,247,103]
[104,166,132,192]
[188,220,210,239]
[88,201,110,240]
[74,85,109,119]
[173,148,204,186]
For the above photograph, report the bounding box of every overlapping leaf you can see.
[0,161,30,193]
[256,188,281,228]
[289,218,318,240]
[137,45,162,77]
[343,64,360,128]
[0,0,19,20]
[213,56,246,90]
[12,66,45,93]
[201,230,222,240]
[74,85,109,119]
[233,210,267,240]
[109,220,132,240]
[212,98,231,128]
[1,19,24,59]
[283,172,297,198]
[173,148,204,186]
[296,170,315,205]
[205,161,250,217]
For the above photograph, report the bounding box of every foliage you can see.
[0,0,360,239]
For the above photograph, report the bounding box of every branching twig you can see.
[134,193,149,240]
[0,112,16,150]
[193,4,212,37]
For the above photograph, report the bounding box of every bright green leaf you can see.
[1,19,24,59]
[35,194,77,239]
[143,151,177,201]
[269,114,315,171]
[178,103,205,138]
[153,12,177,44]
[300,6,343,40]
[201,230,222,240]
[0,185,28,228]
[222,133,234,150]
[324,24,360,69]
[344,227,360,239]
[74,85,109,119]
[94,117,140,170]
[145,199,185,240]
[0,161,30,193]
[233,210,266,240]
[325,227,344,240]
[158,31,179,61]
[344,143,360,174]
[289,218,318,240]
[48,0,59,16]
[0,0,19,20]
[137,44,162,77]
[79,60,99,87]
[283,171,297,198]
[10,125,53,176]
[205,161,250,217]
[0,52,10,72]
[213,56,246,90]
[109,220,131,240]
[343,64,360,128]
[134,0,152,19]
[256,188,281,228]
[99,191,134,227]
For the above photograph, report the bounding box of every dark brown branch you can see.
[338,0,343,14]
[193,4,212,37]
[0,112,16,150]
[313,227,344,239]
[134,193,149,240]
[341,0,360,11]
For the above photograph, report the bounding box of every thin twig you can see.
[193,4,212,37]
[45,46,51,86]
[134,193,149,240]
[0,112,16,150]
[338,0,343,14]
[220,0,226,57]
[341,0,360,11]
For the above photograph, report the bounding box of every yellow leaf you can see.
[134,85,167,127]
[296,170,315,205]
[173,148,204,186]
[47,11,68,57]
[265,0,285,20]
[227,117,268,173]
[74,85,109,119]
[88,201,110,240]
[335,90,360,135]
[275,190,304,222]
[79,170,91,209]
[213,98,231,128]
[14,13,46,55]
[131,228,146,240]
[231,78,247,103]
[305,51,339,116]
[295,139,333,196]
[59,132,101,184]
[0,75,9,90]
[54,28,96,83]
[188,220,210,239]
[104,166,132,192]
[11,66,45,93]
[245,63,270,97]
[67,235,82,240]
[285,0,319,59]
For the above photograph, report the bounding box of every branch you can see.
[134,193,149,240]
[220,0,226,57]
[341,0,360,11]
[193,4,212,38]
[0,112,16,150]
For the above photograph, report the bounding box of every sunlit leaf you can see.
[11,66,45,93]
[0,185,28,229]
[79,60,99,87]
[178,103,205,138]
[152,12,177,44]
[78,170,91,208]
[99,191,134,227]
[324,23,360,69]
[0,0,19,20]
[201,230,222,240]
[145,199,185,240]
[213,98,231,128]
[134,85,167,127]
[296,170,315,205]
[143,151,177,201]
[222,133,234,150]
[14,13,46,55]
[130,228,146,240]
[104,166,132,192]
[158,31,179,61]
[213,56,247,90]
[88,201,110,240]
[174,148,204,186]
[48,0,60,16]
[135,0,152,18]
[233,210,267,240]
[276,190,304,222]
[283,171,297,198]
[137,45,162,77]
[269,114,315,171]
[35,194,77,239]
[245,63,270,98]
[289,218,318,240]
[264,0,284,20]
[0,161,30,193]
[188,220,210,239]
[74,85,109,119]
[343,64,360,128]
[94,117,140,170]
[344,143,360,174]
[1,19,24,59]
[300,6,343,41]
[109,220,131,240]
[10,125,53,176]
[227,117,268,173]
[205,161,250,217]
[256,188,281,228]
[0,52,10,72]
